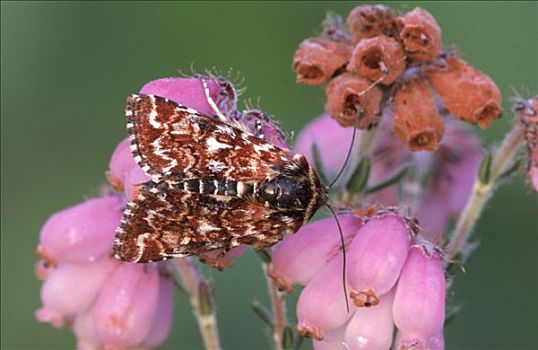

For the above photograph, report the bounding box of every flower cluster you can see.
[292,4,502,152]
[35,76,289,348]
[270,209,446,350]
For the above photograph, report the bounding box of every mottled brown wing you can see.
[114,183,290,263]
[126,94,294,181]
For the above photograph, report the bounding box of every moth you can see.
[114,84,328,263]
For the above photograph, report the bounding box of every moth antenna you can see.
[201,78,228,123]
[327,75,384,189]
[328,123,357,189]
[326,203,350,313]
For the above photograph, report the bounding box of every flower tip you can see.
[296,325,323,341]
[35,307,64,328]
[349,288,380,308]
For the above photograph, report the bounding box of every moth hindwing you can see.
[114,94,328,263]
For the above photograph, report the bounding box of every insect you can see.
[113,80,328,263]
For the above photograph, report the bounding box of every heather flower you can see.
[343,288,396,350]
[399,8,442,62]
[393,77,444,152]
[393,245,446,350]
[270,215,363,291]
[347,212,411,308]
[325,72,383,129]
[417,120,482,242]
[425,54,502,128]
[296,257,355,341]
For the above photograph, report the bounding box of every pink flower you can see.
[347,212,411,308]
[393,245,446,349]
[270,214,363,291]
[296,257,355,341]
[417,120,482,242]
[343,288,395,350]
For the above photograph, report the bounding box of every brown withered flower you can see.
[347,4,401,43]
[292,38,352,86]
[325,72,383,129]
[426,54,502,128]
[399,7,442,62]
[347,35,406,85]
[393,77,444,151]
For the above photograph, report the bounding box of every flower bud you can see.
[393,77,444,151]
[35,258,116,328]
[347,5,401,43]
[295,113,357,178]
[140,77,236,117]
[38,195,122,264]
[199,245,247,270]
[426,55,502,128]
[240,109,289,149]
[393,246,446,347]
[107,138,139,192]
[92,264,160,348]
[270,215,362,292]
[347,212,411,307]
[344,288,395,350]
[399,8,442,62]
[292,38,352,86]
[296,257,355,340]
[325,73,383,129]
[348,35,406,85]
[313,326,347,350]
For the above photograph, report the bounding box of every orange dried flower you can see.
[393,77,444,152]
[347,4,401,43]
[292,38,352,86]
[399,7,442,62]
[348,35,406,85]
[325,72,383,129]
[426,55,502,128]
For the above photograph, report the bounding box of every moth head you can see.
[259,176,311,210]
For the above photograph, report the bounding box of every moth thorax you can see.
[258,176,312,210]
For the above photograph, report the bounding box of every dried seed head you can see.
[347,4,401,43]
[325,72,383,129]
[426,55,502,128]
[399,8,442,62]
[348,35,406,85]
[292,38,352,86]
[393,77,444,152]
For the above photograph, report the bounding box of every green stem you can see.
[262,260,288,350]
[174,258,222,350]
[445,122,525,262]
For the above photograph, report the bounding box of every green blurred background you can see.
[1,2,536,349]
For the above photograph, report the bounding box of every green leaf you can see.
[311,143,328,184]
[282,326,294,350]
[499,158,522,180]
[346,156,371,193]
[478,150,492,185]
[251,300,274,327]
[364,165,409,194]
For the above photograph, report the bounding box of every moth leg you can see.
[201,77,228,123]
[251,233,283,251]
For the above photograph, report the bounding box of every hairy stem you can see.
[262,261,288,350]
[173,258,222,350]
[446,122,526,261]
